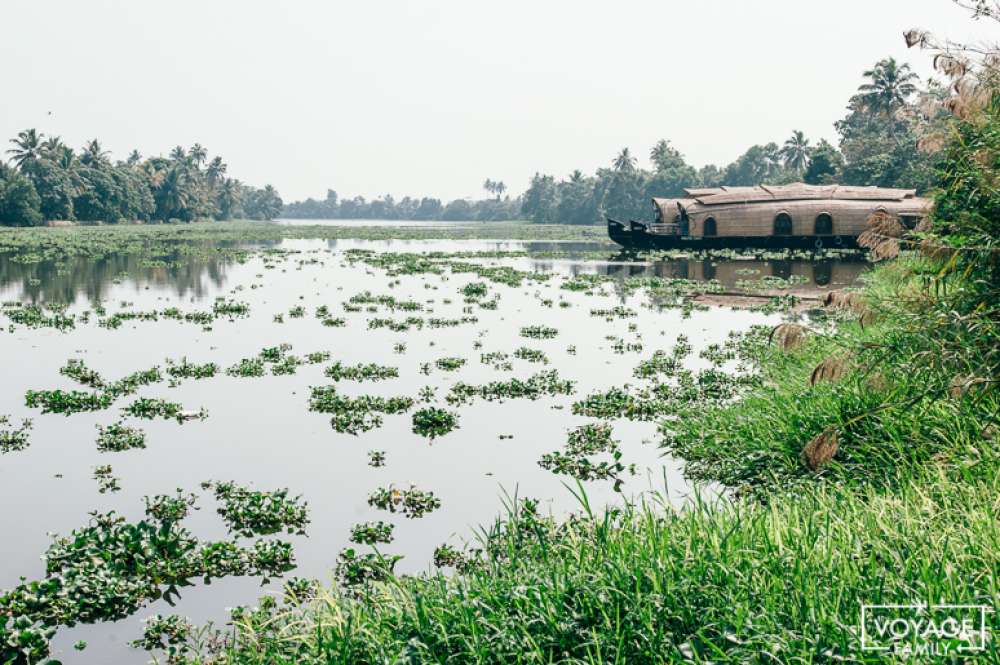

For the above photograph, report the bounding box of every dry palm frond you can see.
[948,374,990,399]
[801,428,839,471]
[870,238,901,262]
[769,323,807,351]
[865,372,890,393]
[810,355,853,386]
[858,308,879,329]
[919,237,955,261]
[822,290,867,313]
[914,217,934,233]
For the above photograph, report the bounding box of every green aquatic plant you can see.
[123,397,204,422]
[349,521,395,545]
[144,491,199,523]
[434,356,466,371]
[335,548,401,587]
[131,614,193,662]
[447,370,575,405]
[323,361,399,382]
[103,367,164,398]
[93,465,121,494]
[479,351,513,371]
[519,325,558,339]
[25,389,112,415]
[212,481,310,538]
[166,359,219,380]
[282,577,320,605]
[96,422,146,452]
[0,416,32,454]
[411,407,459,439]
[460,281,489,300]
[308,387,414,435]
[367,450,386,467]
[589,305,637,320]
[367,485,441,519]
[1,302,75,330]
[513,347,548,364]
[60,359,105,389]
[538,423,634,490]
[226,357,266,377]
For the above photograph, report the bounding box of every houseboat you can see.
[607,183,931,250]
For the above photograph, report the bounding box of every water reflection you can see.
[0,237,868,305]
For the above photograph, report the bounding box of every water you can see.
[0,238,866,663]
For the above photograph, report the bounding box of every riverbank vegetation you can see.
[283,57,943,227]
[151,11,999,664]
[0,136,282,226]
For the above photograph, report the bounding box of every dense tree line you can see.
[282,178,521,222]
[0,134,282,226]
[520,57,943,224]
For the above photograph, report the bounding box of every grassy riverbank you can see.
[179,251,997,663]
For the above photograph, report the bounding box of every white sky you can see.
[0,0,991,202]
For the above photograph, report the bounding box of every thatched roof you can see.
[680,183,918,206]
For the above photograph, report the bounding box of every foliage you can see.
[367,485,441,518]
[349,521,395,545]
[212,481,310,538]
[96,422,146,452]
[411,407,459,439]
[0,416,32,454]
[2,133,281,226]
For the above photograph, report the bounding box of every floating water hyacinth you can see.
[367,484,441,518]
[93,465,121,493]
[519,325,558,339]
[367,450,386,467]
[0,416,32,454]
[211,481,310,538]
[411,407,459,439]
[96,422,146,452]
[324,361,399,382]
[349,521,395,545]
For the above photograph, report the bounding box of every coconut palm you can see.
[169,146,187,162]
[40,136,65,156]
[156,166,191,220]
[80,139,109,166]
[612,147,637,173]
[482,179,495,198]
[190,143,207,167]
[217,178,241,220]
[858,58,919,115]
[780,130,811,173]
[7,129,43,170]
[494,181,507,200]
[126,150,142,167]
[206,156,227,186]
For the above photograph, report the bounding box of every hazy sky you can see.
[0,1,990,202]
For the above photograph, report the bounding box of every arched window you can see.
[815,212,833,235]
[773,212,793,235]
[703,217,717,236]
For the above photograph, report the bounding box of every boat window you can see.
[815,212,833,235]
[774,212,793,235]
[703,217,717,236]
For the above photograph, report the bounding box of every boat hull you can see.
[606,218,858,251]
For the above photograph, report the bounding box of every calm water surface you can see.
[0,238,866,663]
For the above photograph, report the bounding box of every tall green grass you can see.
[187,256,999,664]
[193,467,999,664]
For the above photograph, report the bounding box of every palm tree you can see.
[190,144,207,167]
[80,139,109,167]
[40,136,65,156]
[157,166,191,220]
[780,130,811,173]
[483,179,495,198]
[7,129,43,170]
[55,146,75,170]
[612,147,637,173]
[569,169,585,183]
[206,156,227,186]
[494,181,506,200]
[217,178,241,220]
[858,58,919,115]
[126,150,142,167]
[169,146,187,162]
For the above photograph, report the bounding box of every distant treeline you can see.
[0,134,282,227]
[282,178,521,222]
[284,57,943,226]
